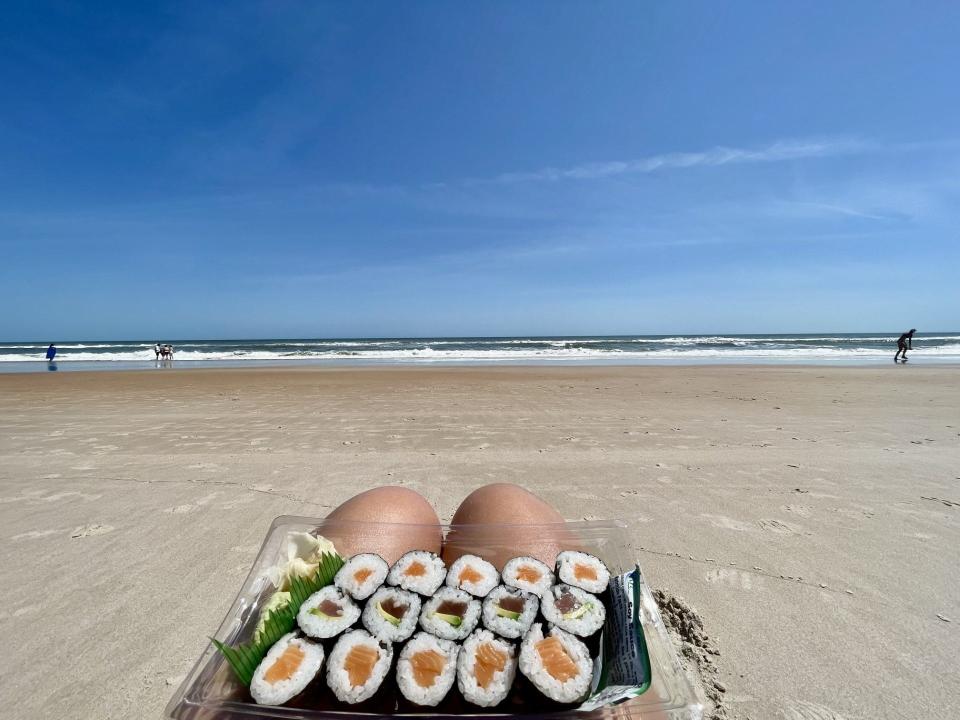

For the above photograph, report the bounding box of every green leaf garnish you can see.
[212,550,344,686]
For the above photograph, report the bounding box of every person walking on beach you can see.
[154,342,162,360]
[894,329,915,363]
[45,343,57,362]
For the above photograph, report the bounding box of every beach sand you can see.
[0,365,957,719]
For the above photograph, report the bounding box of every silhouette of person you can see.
[46,343,57,361]
[894,329,915,363]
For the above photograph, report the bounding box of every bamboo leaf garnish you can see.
[212,550,345,686]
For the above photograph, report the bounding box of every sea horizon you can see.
[4,332,959,372]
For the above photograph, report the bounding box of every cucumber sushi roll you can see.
[297,586,361,639]
[419,587,481,641]
[335,553,389,601]
[325,629,394,704]
[456,628,518,707]
[502,556,554,597]
[539,584,605,639]
[387,550,447,596]
[481,585,539,639]
[518,624,593,705]
[396,632,460,707]
[446,554,499,598]
[250,632,324,706]
[555,550,610,594]
[361,586,421,643]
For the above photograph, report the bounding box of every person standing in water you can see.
[45,343,57,361]
[894,329,915,363]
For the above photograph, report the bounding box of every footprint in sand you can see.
[758,519,797,534]
[704,567,761,590]
[70,524,115,538]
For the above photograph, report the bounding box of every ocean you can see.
[2,334,958,371]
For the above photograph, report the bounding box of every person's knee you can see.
[451,483,565,525]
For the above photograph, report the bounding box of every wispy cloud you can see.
[482,138,868,185]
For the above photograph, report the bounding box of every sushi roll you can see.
[297,586,361,639]
[387,550,447,596]
[540,584,606,639]
[326,629,394,704]
[456,628,518,707]
[446,554,499,598]
[362,586,421,643]
[419,587,481,641]
[555,550,610,594]
[519,624,593,705]
[250,632,324,706]
[481,585,539,639]
[502,556,554,597]
[396,632,460,707]
[335,553,389,601]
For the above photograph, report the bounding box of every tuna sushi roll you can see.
[250,633,324,706]
[335,553,389,601]
[502,556,554,597]
[297,586,361,639]
[362,586,421,643]
[387,550,447,596]
[540,584,606,639]
[446,554,499,598]
[481,585,539,639]
[396,632,460,707]
[456,628,518,707]
[518,624,593,705]
[555,550,610,594]
[419,587,481,641]
[325,629,394,704]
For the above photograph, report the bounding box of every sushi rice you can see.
[519,624,594,704]
[419,587,481,641]
[555,550,610,594]
[297,586,361,639]
[502,556,555,597]
[456,628,518,707]
[250,632,324,706]
[326,629,394,704]
[481,585,539,639]
[540,584,606,639]
[387,550,447,596]
[362,586,421,643]
[446,554,499,598]
[335,553,389,601]
[396,632,460,707]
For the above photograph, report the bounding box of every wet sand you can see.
[0,365,957,719]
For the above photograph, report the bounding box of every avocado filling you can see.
[376,597,408,626]
[434,599,467,627]
[495,595,526,620]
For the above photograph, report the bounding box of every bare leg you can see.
[443,483,577,570]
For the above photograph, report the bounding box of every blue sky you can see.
[2,1,959,339]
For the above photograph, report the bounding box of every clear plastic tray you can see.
[165,516,703,720]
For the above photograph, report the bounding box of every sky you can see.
[2,1,959,340]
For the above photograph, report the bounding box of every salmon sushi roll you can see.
[297,586,361,639]
[387,551,447,596]
[396,632,460,707]
[555,551,610,594]
[481,585,539,639]
[335,553,389,601]
[502,556,554,597]
[539,584,605,639]
[325,629,394,704]
[361,586,421,643]
[250,632,324,706]
[456,628,518,707]
[419,587,481,641]
[518,624,593,704]
[446,554,499,598]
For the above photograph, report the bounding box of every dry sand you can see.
[0,365,957,719]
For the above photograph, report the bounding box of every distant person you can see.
[163,344,174,360]
[894,329,915,363]
[154,342,162,360]
[45,343,57,361]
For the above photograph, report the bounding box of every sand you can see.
[0,365,957,719]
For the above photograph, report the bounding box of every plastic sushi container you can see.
[166,516,704,719]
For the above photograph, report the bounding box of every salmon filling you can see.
[458,565,484,585]
[405,561,427,577]
[264,644,305,685]
[535,637,578,682]
[574,563,598,582]
[473,643,507,688]
[353,568,373,583]
[345,645,380,687]
[410,649,446,688]
[516,565,542,583]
